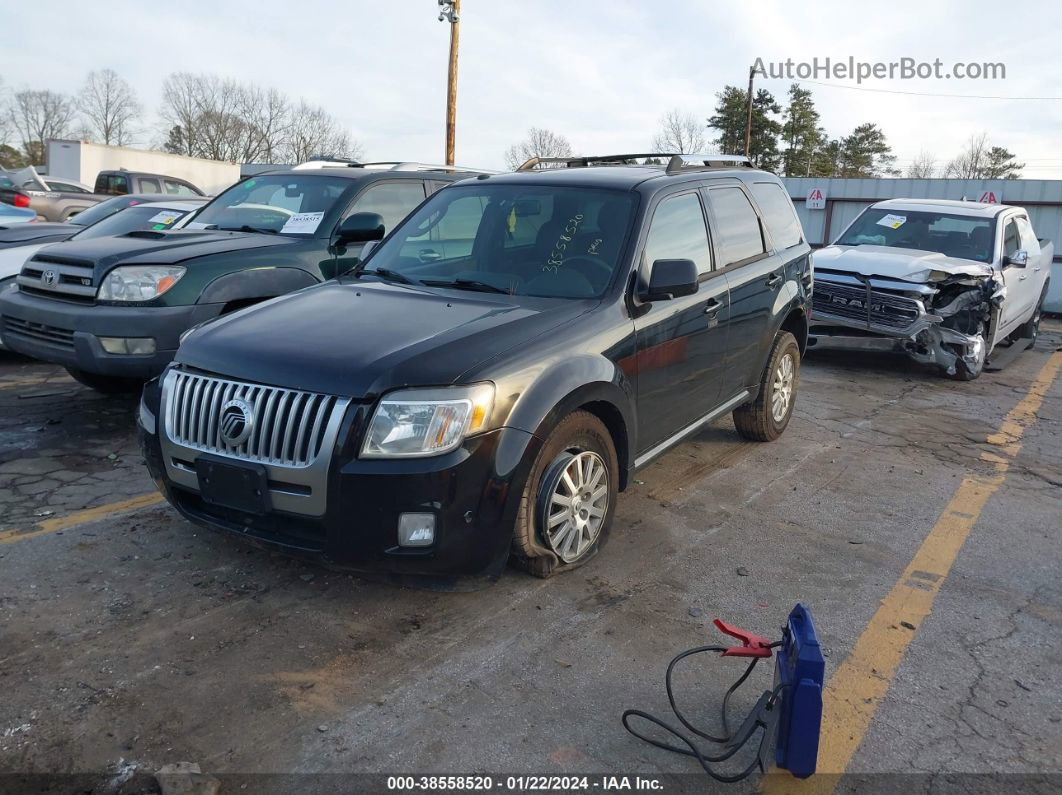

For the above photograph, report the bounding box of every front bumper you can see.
[0,288,223,378]
[809,277,989,374]
[139,378,541,577]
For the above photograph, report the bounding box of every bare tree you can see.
[284,101,362,163]
[77,69,141,146]
[11,89,76,163]
[905,150,937,179]
[651,109,707,154]
[504,128,574,170]
[159,72,361,164]
[944,132,1022,179]
[943,133,990,179]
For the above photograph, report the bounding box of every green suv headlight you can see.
[98,266,186,302]
[361,384,495,458]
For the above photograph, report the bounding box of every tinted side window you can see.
[165,180,198,196]
[643,192,712,276]
[350,181,426,233]
[708,187,765,267]
[139,178,162,194]
[750,182,802,249]
[1014,215,1041,256]
[1002,219,1020,258]
[97,174,130,195]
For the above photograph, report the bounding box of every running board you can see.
[984,337,1034,372]
[633,391,750,469]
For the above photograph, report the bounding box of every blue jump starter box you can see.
[773,603,825,778]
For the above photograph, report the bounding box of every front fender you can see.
[499,355,636,485]
[197,267,319,305]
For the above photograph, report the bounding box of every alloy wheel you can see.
[541,451,609,563]
[771,353,795,422]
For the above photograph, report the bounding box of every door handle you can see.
[703,298,723,315]
[419,249,442,262]
[766,273,783,288]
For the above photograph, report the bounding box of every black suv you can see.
[0,162,483,391]
[139,154,812,578]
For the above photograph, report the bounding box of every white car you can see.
[809,199,1053,380]
[0,199,205,350]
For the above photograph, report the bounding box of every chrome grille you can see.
[18,253,96,303]
[164,371,348,468]
[813,281,922,332]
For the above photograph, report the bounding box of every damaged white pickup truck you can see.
[809,199,1052,380]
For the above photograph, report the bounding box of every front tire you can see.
[65,368,144,394]
[733,331,800,442]
[949,323,987,382]
[510,410,619,578]
[1016,285,1047,345]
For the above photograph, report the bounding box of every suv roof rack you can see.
[516,153,754,174]
[293,158,497,174]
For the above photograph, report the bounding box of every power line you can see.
[793,79,1062,101]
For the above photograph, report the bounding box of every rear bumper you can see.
[0,289,222,378]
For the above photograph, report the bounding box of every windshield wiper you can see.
[219,225,278,235]
[423,278,509,294]
[361,268,421,285]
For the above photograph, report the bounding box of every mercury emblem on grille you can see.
[219,398,255,446]
[41,269,59,288]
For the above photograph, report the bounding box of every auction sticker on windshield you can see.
[876,213,907,229]
[281,211,325,234]
[149,211,181,226]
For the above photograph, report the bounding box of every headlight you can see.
[98,266,185,302]
[361,384,495,458]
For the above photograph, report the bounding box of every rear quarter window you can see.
[750,181,803,249]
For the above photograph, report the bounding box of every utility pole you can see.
[743,65,754,158]
[439,0,461,166]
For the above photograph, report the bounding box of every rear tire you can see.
[733,331,800,442]
[510,410,618,579]
[65,368,144,394]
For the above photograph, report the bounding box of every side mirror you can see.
[644,259,699,301]
[337,212,385,245]
[1004,249,1028,268]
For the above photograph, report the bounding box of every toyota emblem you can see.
[219,398,255,447]
[41,269,59,288]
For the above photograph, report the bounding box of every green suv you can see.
[0,163,483,391]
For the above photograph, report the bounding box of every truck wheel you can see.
[950,323,987,382]
[1017,285,1048,345]
[65,368,144,394]
[733,331,800,442]
[510,410,618,578]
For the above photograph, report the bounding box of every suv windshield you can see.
[837,208,995,264]
[72,204,196,240]
[360,184,636,298]
[189,174,354,236]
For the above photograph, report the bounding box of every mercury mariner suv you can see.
[139,154,812,579]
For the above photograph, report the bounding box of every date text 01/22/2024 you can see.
[385,776,664,791]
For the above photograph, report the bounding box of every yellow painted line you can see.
[762,351,1062,794]
[0,492,164,544]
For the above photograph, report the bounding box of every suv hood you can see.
[0,222,78,249]
[26,229,299,274]
[815,245,994,283]
[176,281,591,397]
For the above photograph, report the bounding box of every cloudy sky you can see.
[5,0,1062,176]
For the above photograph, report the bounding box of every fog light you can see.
[99,337,156,355]
[398,513,435,547]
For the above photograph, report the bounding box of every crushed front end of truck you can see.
[809,267,1005,377]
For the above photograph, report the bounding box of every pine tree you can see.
[781,84,823,177]
[707,86,782,171]
[837,123,897,177]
